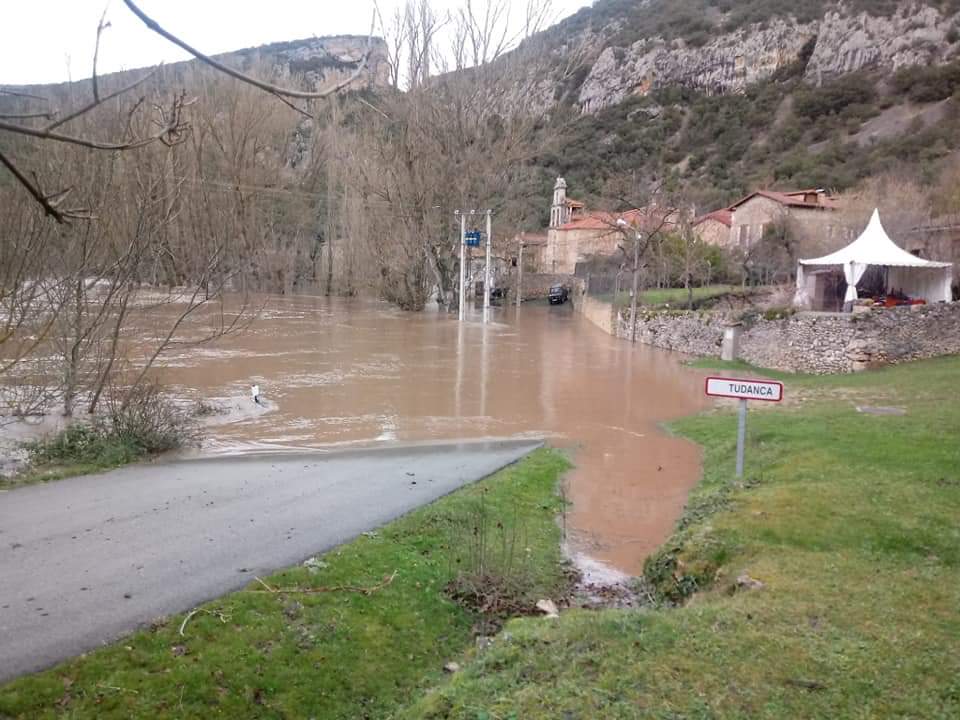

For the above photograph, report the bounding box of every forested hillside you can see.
[4,0,960,307]
[501,0,960,216]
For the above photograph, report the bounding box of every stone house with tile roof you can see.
[541,178,676,274]
[692,208,734,249]
[725,189,841,251]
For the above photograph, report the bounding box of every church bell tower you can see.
[550,177,568,228]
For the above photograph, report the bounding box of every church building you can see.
[541,178,662,275]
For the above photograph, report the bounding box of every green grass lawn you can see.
[400,357,960,719]
[0,450,571,719]
[601,284,750,309]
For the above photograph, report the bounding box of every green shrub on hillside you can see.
[794,74,876,120]
[892,60,960,103]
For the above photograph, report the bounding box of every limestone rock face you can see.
[805,6,959,82]
[553,1,960,115]
[579,19,816,113]
[214,36,391,93]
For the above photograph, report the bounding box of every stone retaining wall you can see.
[599,302,960,374]
[575,293,616,334]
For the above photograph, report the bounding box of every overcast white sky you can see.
[2,1,589,85]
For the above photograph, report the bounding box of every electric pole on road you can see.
[516,237,524,308]
[483,210,493,324]
[454,209,493,324]
[455,210,468,322]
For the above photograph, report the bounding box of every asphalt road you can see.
[0,438,541,682]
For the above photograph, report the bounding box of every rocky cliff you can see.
[1,35,390,102]
[201,35,391,94]
[501,0,960,115]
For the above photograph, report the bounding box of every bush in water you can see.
[25,383,197,470]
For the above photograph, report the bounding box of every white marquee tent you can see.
[794,209,953,310]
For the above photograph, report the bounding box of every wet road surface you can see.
[0,439,540,681]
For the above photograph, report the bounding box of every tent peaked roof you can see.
[800,209,952,268]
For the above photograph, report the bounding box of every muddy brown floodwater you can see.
[157,295,709,578]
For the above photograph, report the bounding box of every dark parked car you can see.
[548,285,569,305]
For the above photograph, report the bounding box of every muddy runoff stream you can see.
[158,295,709,578]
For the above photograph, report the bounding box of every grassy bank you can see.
[3,386,197,488]
[400,357,960,718]
[602,284,749,309]
[5,423,152,488]
[0,449,571,719]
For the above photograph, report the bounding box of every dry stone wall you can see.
[605,302,960,374]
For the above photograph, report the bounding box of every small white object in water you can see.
[251,384,262,405]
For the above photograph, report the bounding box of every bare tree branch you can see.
[45,69,157,132]
[0,111,58,121]
[0,149,89,224]
[122,0,374,102]
[92,8,111,103]
[0,88,49,101]
[0,93,190,151]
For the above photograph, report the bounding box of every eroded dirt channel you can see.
[159,296,709,577]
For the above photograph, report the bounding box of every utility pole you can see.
[516,237,524,309]
[456,211,467,322]
[454,209,492,323]
[619,218,642,343]
[630,228,641,343]
[483,210,492,324]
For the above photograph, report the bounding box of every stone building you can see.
[695,189,841,251]
[692,209,733,248]
[511,232,548,273]
[906,214,960,286]
[541,178,673,274]
[730,189,840,248]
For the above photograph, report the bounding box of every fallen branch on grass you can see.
[254,576,277,593]
[178,607,230,637]
[96,683,139,694]
[247,571,398,596]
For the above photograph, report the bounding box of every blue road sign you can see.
[465,230,482,247]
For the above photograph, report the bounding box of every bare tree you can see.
[605,184,679,341]
[375,2,410,89]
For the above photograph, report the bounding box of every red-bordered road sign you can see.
[705,376,784,403]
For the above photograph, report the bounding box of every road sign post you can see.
[454,209,492,323]
[457,212,467,322]
[483,211,492,324]
[516,239,523,308]
[705,377,784,477]
[736,399,747,477]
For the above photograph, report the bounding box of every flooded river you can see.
[159,296,709,577]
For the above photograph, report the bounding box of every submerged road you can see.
[0,438,541,682]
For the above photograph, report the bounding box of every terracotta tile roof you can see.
[566,199,585,208]
[694,208,733,227]
[728,189,839,211]
[557,207,678,232]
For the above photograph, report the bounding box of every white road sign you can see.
[705,376,783,403]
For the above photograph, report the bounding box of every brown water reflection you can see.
[158,296,709,577]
